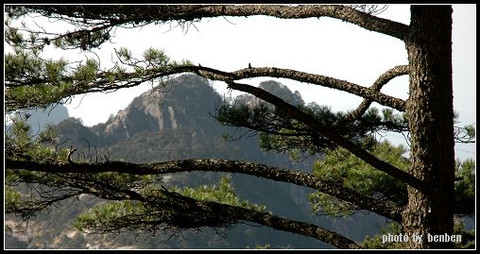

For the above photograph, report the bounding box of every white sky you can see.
[5,4,476,161]
[64,4,412,124]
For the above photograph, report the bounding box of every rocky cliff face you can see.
[56,75,309,150]
[68,75,224,147]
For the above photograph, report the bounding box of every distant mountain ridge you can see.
[57,75,226,148]
[97,75,222,140]
[5,104,70,136]
[53,74,313,165]
[6,74,387,249]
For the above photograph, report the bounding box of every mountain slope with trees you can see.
[5,5,475,249]
[6,75,389,248]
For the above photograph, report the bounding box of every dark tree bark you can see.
[5,158,403,222]
[402,6,455,248]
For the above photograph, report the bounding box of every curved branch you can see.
[336,65,409,125]
[76,176,363,249]
[145,65,406,111]
[6,64,406,112]
[230,67,406,111]
[6,165,360,248]
[150,65,406,111]
[225,81,424,192]
[184,5,409,40]
[15,5,409,41]
[6,158,403,222]
[204,200,361,249]
[372,65,409,91]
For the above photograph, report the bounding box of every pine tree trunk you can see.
[403,5,455,248]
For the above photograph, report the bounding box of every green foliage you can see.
[143,47,169,67]
[379,108,408,126]
[113,46,192,74]
[5,118,146,221]
[5,49,75,111]
[74,200,149,232]
[6,38,194,111]
[453,219,475,249]
[5,117,69,163]
[360,222,406,249]
[218,93,409,162]
[310,139,475,218]
[464,125,476,138]
[5,74,475,248]
[312,139,475,248]
[172,175,267,212]
[3,6,474,247]
[5,49,43,81]
[5,187,22,208]
[5,166,83,221]
[51,29,111,50]
[309,193,356,217]
[73,175,264,235]
[454,159,475,215]
[309,139,409,217]
[116,47,132,61]
[5,26,24,46]
[73,59,99,85]
[217,100,337,158]
[455,124,476,143]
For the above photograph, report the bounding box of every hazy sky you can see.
[6,4,476,160]
[63,4,411,124]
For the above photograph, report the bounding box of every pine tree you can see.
[4,5,475,249]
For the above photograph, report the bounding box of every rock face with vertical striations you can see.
[82,74,224,146]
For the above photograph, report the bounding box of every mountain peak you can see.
[56,74,308,148]
[91,74,223,142]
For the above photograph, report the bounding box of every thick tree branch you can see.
[336,65,409,125]
[122,65,406,111]
[225,81,424,192]
[6,63,405,112]
[6,167,360,248]
[230,67,406,112]
[372,65,409,92]
[13,5,409,41]
[6,158,402,222]
[205,201,361,249]
[82,180,363,248]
